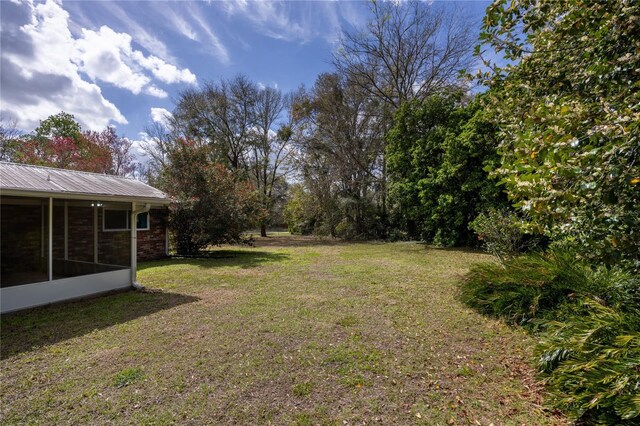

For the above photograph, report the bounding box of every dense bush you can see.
[480,0,640,271]
[460,253,640,424]
[163,140,262,255]
[387,95,506,245]
[537,299,640,424]
[460,252,639,326]
[469,208,529,263]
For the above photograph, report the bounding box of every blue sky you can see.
[1,0,491,154]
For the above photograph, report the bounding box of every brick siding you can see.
[137,208,168,261]
[1,203,45,276]
[1,200,167,272]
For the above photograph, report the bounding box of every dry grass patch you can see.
[1,235,565,425]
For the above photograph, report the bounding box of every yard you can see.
[1,236,563,425]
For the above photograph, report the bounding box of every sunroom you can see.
[0,162,169,313]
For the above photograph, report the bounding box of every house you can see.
[0,162,170,313]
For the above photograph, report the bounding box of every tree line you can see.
[2,2,638,419]
[1,112,138,177]
[2,0,637,271]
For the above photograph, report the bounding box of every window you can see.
[136,212,149,230]
[103,210,150,231]
[104,209,128,230]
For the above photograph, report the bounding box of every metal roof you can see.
[0,162,169,204]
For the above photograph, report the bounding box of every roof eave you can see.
[0,188,171,206]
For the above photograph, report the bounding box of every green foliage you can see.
[12,112,115,173]
[536,300,640,424]
[460,251,639,326]
[163,140,262,254]
[461,249,640,423]
[34,111,82,140]
[469,208,528,263]
[113,367,144,388]
[284,184,322,235]
[480,0,640,270]
[387,95,505,245]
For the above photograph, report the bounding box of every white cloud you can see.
[145,86,169,98]
[131,51,197,85]
[74,25,196,95]
[0,0,197,131]
[220,0,344,44]
[185,2,230,64]
[0,0,126,130]
[74,26,151,95]
[150,107,173,128]
[163,7,199,41]
[98,1,175,64]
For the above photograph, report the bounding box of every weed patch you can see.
[113,367,144,388]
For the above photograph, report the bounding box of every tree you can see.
[15,112,112,173]
[289,73,387,238]
[83,127,138,176]
[140,121,175,185]
[387,94,505,245]
[480,0,640,270]
[333,0,476,216]
[335,0,475,110]
[170,76,295,237]
[249,86,292,237]
[0,117,21,161]
[284,183,324,235]
[172,75,257,171]
[34,111,82,140]
[163,139,262,255]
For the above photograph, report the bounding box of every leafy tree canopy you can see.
[387,94,506,245]
[479,0,640,269]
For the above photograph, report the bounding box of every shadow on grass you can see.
[0,289,199,360]
[138,249,290,271]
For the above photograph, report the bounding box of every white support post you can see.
[48,197,53,282]
[41,202,45,258]
[93,204,98,264]
[64,201,68,260]
[131,202,137,285]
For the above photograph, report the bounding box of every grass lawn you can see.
[1,236,564,425]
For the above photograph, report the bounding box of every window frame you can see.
[102,209,150,232]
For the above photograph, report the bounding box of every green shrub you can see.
[536,299,640,424]
[460,250,640,423]
[469,208,528,263]
[460,252,580,325]
[459,251,639,326]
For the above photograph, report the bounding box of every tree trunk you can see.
[260,222,267,237]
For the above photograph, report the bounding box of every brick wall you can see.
[0,203,45,276]
[1,200,167,275]
[67,206,94,262]
[137,208,168,261]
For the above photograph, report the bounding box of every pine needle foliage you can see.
[536,299,640,424]
[460,252,640,423]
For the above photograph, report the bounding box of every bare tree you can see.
[84,127,137,176]
[334,0,476,110]
[0,116,22,161]
[250,86,293,237]
[140,121,175,186]
[291,73,386,237]
[172,74,257,171]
